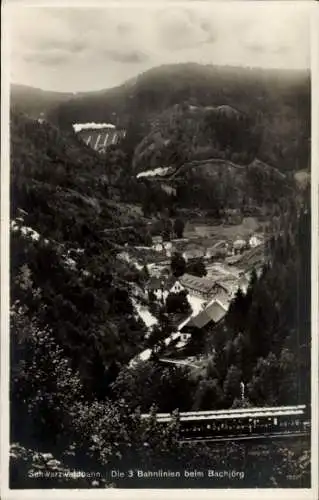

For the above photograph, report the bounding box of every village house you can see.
[205,243,229,260]
[177,274,230,301]
[216,275,250,300]
[146,275,179,302]
[182,248,206,262]
[179,298,227,341]
[213,281,233,305]
[146,277,165,301]
[249,234,263,248]
[163,241,173,257]
[169,280,185,294]
[152,235,164,252]
[150,237,172,256]
[232,238,247,255]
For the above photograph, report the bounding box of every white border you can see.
[310,2,319,496]
[1,1,318,500]
[1,1,12,498]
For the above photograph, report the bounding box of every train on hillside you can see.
[141,405,310,440]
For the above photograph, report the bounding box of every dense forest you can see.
[9,68,311,487]
[10,112,154,403]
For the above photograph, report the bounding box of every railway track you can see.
[180,430,310,444]
[141,405,310,443]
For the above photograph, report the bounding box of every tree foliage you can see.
[173,218,185,238]
[186,257,207,277]
[165,290,190,314]
[170,252,186,277]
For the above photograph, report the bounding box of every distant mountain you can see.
[10,84,73,119]
[43,63,310,172]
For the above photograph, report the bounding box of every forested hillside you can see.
[131,101,295,214]
[43,63,310,172]
[10,112,153,410]
[133,102,261,169]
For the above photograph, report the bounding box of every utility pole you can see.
[240,381,245,401]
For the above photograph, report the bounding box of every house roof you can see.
[183,248,205,258]
[147,275,178,292]
[185,300,227,329]
[163,275,178,291]
[179,274,216,294]
[215,281,233,295]
[226,255,242,265]
[163,241,172,248]
[152,235,163,243]
[249,234,263,243]
[211,240,228,250]
[233,239,246,249]
[147,277,163,290]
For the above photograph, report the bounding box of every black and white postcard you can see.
[1,1,318,499]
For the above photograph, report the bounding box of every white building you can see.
[153,243,164,252]
[170,280,185,294]
[182,248,205,262]
[249,235,263,248]
[233,238,247,255]
[152,235,164,252]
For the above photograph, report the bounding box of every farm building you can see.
[178,274,229,300]
[181,298,227,332]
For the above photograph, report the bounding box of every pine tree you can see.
[171,252,186,277]
[223,365,242,407]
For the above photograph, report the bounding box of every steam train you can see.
[141,405,310,440]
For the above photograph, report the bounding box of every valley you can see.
[9,61,311,489]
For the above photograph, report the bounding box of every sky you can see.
[8,1,311,93]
